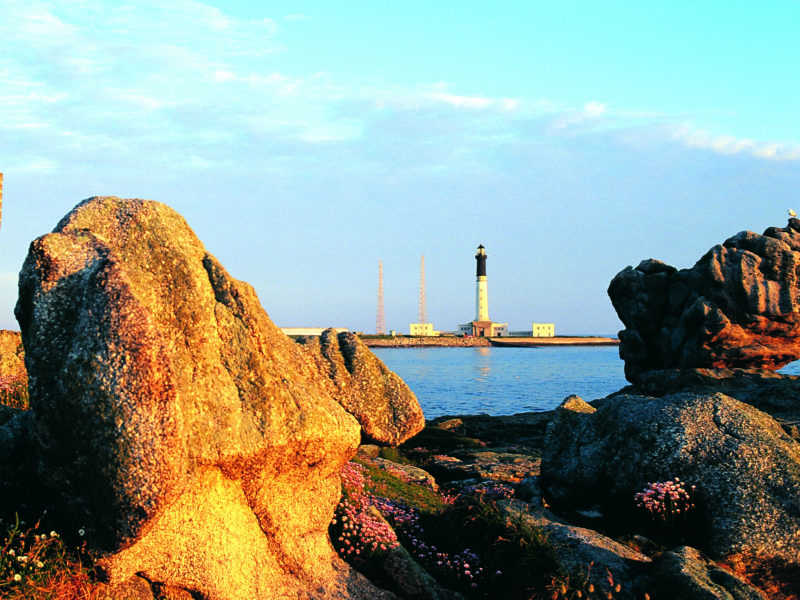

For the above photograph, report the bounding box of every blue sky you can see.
[1,1,799,335]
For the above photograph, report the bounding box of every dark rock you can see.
[541,393,800,561]
[428,450,539,484]
[14,196,391,599]
[0,411,47,517]
[434,418,463,432]
[608,220,800,381]
[648,546,767,600]
[504,501,651,600]
[518,476,545,507]
[428,411,552,447]
[298,329,425,446]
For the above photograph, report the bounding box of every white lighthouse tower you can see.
[475,244,489,321]
[459,244,507,337]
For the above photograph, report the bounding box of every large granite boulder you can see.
[540,393,800,562]
[12,196,395,599]
[298,329,425,446]
[608,219,800,381]
[624,367,800,424]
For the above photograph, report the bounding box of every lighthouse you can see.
[475,244,489,321]
[458,244,508,337]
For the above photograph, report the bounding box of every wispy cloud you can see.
[670,124,800,161]
[0,0,797,193]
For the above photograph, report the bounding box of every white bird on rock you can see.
[790,209,797,218]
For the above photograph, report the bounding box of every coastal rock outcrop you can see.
[13,196,394,599]
[298,329,425,446]
[0,330,25,379]
[608,219,800,381]
[541,393,800,562]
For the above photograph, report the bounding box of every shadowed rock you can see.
[541,393,800,562]
[608,219,800,382]
[297,328,425,446]
[648,546,767,600]
[504,501,650,600]
[13,196,395,599]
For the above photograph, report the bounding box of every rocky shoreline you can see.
[1,198,799,599]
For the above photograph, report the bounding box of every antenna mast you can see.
[377,261,385,335]
[418,255,427,324]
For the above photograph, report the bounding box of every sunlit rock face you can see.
[609,219,800,382]
[0,330,25,380]
[14,197,393,600]
[297,328,425,446]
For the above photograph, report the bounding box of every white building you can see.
[409,323,438,336]
[531,322,555,337]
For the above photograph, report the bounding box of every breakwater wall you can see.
[361,336,491,348]
[362,336,619,348]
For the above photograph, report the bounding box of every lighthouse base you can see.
[458,320,508,337]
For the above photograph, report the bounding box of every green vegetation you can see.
[0,514,102,600]
[356,457,447,516]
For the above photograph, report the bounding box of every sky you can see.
[1,1,800,336]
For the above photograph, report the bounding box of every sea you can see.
[372,345,628,418]
[374,345,800,419]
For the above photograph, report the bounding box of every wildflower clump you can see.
[0,514,101,599]
[330,462,399,564]
[634,478,698,545]
[371,495,487,591]
[634,478,696,527]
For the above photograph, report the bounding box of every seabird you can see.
[790,209,797,218]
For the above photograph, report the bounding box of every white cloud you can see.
[583,101,607,118]
[670,124,800,161]
[429,92,494,109]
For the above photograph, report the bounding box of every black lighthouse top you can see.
[475,244,487,277]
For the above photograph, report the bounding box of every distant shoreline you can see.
[362,335,619,349]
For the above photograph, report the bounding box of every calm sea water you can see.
[373,346,627,418]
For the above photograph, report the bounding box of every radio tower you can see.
[376,261,385,335]
[418,255,427,324]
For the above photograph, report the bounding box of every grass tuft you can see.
[0,513,102,600]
